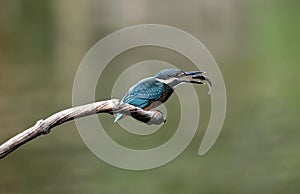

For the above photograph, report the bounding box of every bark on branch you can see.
[0,99,165,159]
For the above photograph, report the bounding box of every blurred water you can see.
[0,0,299,193]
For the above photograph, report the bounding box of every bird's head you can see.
[154,69,212,95]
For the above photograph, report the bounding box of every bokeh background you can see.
[0,0,299,193]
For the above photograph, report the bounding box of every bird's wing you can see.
[122,77,165,108]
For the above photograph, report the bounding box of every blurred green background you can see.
[0,0,299,193]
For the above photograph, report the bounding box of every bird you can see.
[114,68,212,123]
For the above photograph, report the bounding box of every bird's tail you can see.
[114,113,124,123]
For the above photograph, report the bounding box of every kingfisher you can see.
[114,68,212,123]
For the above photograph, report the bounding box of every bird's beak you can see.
[181,71,212,95]
[184,71,205,76]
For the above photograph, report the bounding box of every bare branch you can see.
[0,99,165,159]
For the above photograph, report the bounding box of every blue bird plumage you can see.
[114,77,173,122]
[114,68,210,123]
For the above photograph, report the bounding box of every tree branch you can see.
[0,99,165,159]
